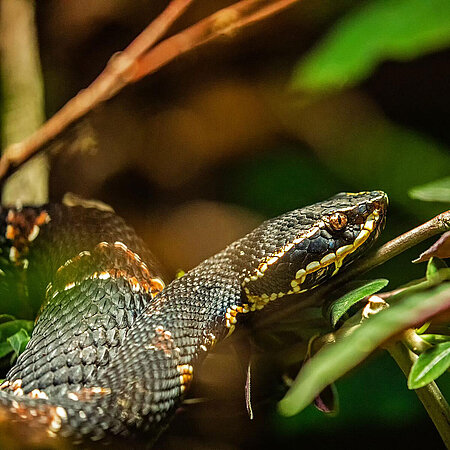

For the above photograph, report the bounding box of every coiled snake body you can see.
[0,191,387,444]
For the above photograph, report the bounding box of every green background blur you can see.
[3,0,450,448]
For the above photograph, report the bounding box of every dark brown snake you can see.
[0,191,387,445]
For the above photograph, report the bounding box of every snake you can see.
[0,191,387,445]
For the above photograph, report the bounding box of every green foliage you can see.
[292,0,450,93]
[420,334,450,345]
[278,279,450,417]
[426,257,448,281]
[409,176,450,203]
[327,279,389,327]
[0,318,33,359]
[175,269,186,279]
[408,342,450,389]
[404,260,450,391]
[0,314,16,323]
[0,341,13,359]
[7,329,30,357]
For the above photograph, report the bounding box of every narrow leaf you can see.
[415,322,431,335]
[420,334,450,345]
[0,320,33,342]
[328,279,389,327]
[409,176,450,203]
[408,342,450,389]
[278,283,450,417]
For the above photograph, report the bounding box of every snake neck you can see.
[111,254,245,369]
[80,257,244,434]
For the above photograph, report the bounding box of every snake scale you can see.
[0,191,387,445]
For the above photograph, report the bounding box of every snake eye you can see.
[328,212,347,230]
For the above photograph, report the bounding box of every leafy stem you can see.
[386,341,450,446]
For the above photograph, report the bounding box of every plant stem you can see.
[0,0,47,205]
[401,328,432,354]
[0,0,300,184]
[386,341,450,446]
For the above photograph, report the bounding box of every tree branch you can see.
[132,0,301,82]
[0,0,300,185]
[255,210,450,329]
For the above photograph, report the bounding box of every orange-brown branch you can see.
[0,0,300,183]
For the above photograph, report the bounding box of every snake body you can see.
[0,191,387,444]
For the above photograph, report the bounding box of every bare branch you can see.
[0,0,300,184]
[0,0,194,182]
[132,0,301,81]
[124,0,195,61]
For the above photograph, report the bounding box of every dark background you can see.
[8,0,450,448]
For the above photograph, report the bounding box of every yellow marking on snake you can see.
[231,209,381,320]
[177,364,194,393]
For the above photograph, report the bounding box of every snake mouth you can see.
[288,207,382,291]
[241,200,386,311]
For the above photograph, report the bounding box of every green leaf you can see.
[278,283,450,417]
[415,322,430,335]
[426,257,448,281]
[7,329,30,357]
[0,341,13,359]
[409,176,450,203]
[0,320,33,359]
[292,0,450,93]
[420,334,450,345]
[408,342,450,389]
[0,314,15,324]
[0,319,33,342]
[328,279,389,327]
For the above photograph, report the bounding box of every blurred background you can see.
[2,0,450,448]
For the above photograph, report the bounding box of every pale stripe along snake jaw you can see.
[236,190,388,324]
[0,191,387,444]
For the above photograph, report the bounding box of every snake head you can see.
[241,191,388,309]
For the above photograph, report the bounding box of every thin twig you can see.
[124,0,195,61]
[0,0,300,184]
[0,0,194,182]
[255,210,450,329]
[133,0,301,81]
[386,342,450,446]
